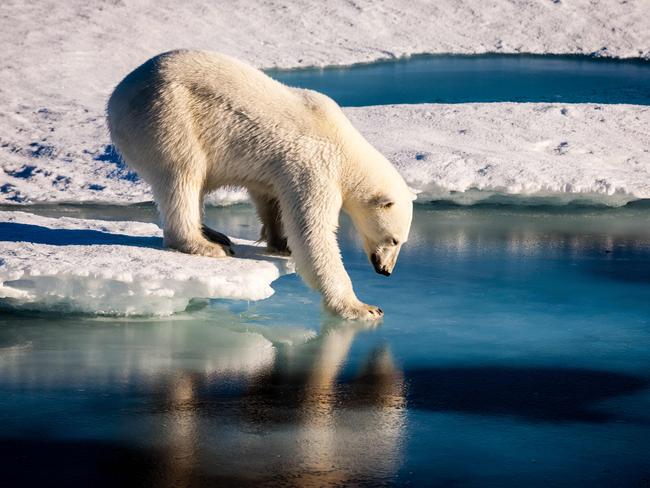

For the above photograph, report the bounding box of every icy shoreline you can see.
[2,103,648,207]
[348,103,650,206]
[0,211,294,315]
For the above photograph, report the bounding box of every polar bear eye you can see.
[391,237,399,246]
[370,195,395,208]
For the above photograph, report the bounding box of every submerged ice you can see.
[0,211,294,315]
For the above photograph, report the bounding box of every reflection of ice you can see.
[0,317,284,387]
[405,206,650,256]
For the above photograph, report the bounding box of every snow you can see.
[2,103,648,207]
[0,211,294,315]
[348,103,650,206]
[1,0,648,206]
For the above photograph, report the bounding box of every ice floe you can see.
[2,103,648,207]
[0,211,294,315]
[1,1,648,207]
[348,103,650,206]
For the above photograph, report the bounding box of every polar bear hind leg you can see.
[250,190,289,254]
[153,170,234,258]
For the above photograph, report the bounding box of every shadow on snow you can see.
[0,222,162,248]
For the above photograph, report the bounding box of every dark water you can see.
[1,204,649,486]
[267,55,650,106]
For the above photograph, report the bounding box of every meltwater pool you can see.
[1,203,649,486]
[267,54,650,106]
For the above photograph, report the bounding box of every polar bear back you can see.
[108,50,349,188]
[111,50,343,141]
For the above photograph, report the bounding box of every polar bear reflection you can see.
[158,321,405,486]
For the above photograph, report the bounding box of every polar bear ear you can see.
[369,194,395,208]
[408,186,419,201]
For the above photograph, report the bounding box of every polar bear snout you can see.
[370,248,400,276]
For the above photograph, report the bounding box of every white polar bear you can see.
[107,50,414,320]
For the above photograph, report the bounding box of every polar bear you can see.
[107,50,414,320]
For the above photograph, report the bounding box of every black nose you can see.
[370,255,390,276]
[371,253,391,276]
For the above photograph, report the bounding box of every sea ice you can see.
[1,0,648,207]
[0,211,294,315]
[348,103,650,206]
[2,103,647,207]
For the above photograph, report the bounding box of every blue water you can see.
[267,55,650,106]
[1,204,649,486]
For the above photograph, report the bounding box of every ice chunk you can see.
[0,211,294,316]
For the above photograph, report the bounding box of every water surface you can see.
[267,54,650,106]
[1,204,649,486]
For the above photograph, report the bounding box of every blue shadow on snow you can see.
[0,222,162,248]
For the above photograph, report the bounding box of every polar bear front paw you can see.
[333,300,384,321]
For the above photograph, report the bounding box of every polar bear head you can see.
[348,183,416,277]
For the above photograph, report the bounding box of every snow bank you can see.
[0,211,294,315]
[3,103,648,207]
[347,103,650,206]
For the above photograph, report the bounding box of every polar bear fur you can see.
[107,50,414,320]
